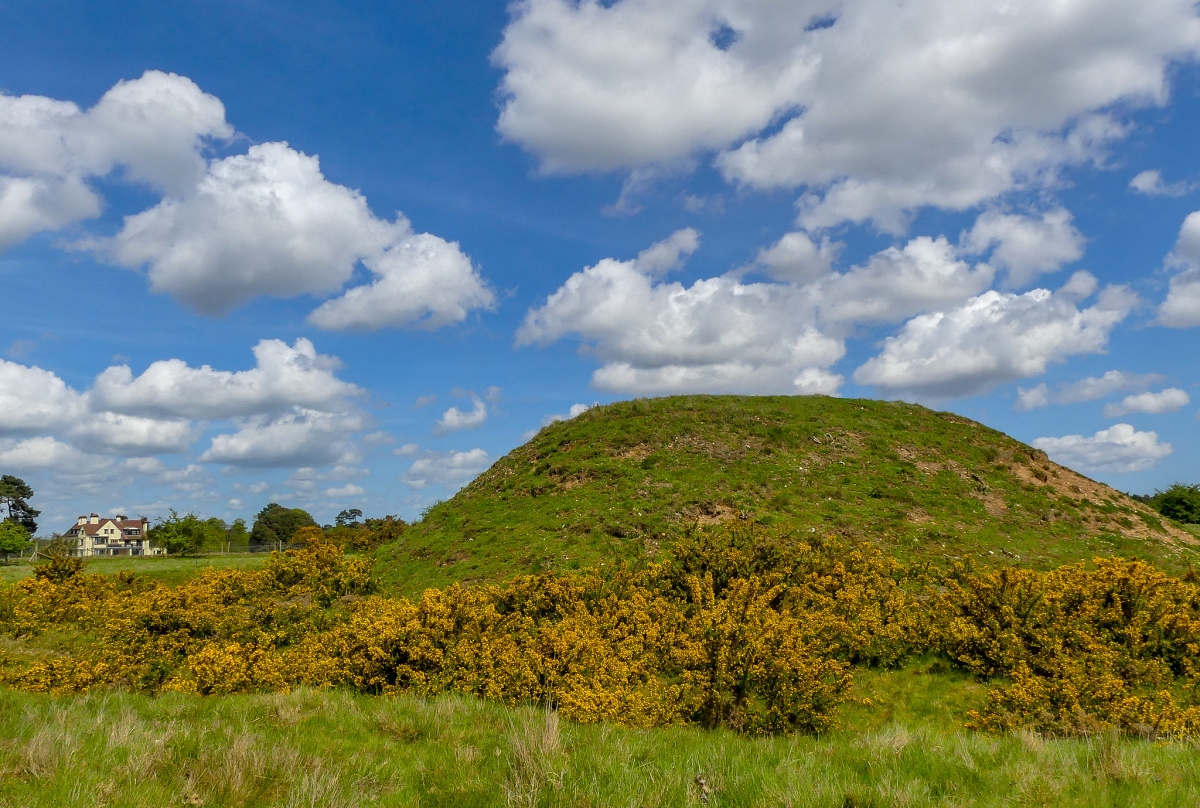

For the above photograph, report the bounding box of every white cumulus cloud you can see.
[0,339,370,468]
[544,402,595,426]
[307,232,494,331]
[751,231,840,284]
[0,358,88,432]
[1130,169,1194,197]
[1159,211,1200,327]
[0,175,100,249]
[519,226,1095,398]
[89,141,492,324]
[496,0,1200,229]
[323,484,365,498]
[1015,370,1166,411]
[814,236,994,326]
[199,410,367,469]
[1034,424,1173,473]
[0,358,194,455]
[90,142,394,313]
[961,209,1085,288]
[517,230,845,395]
[0,75,493,331]
[69,412,196,457]
[1103,388,1191,417]
[853,274,1135,398]
[90,338,360,420]
[0,70,231,247]
[159,464,210,494]
[401,448,492,490]
[0,437,94,471]
[435,396,489,434]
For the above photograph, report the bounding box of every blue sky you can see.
[2,0,1200,533]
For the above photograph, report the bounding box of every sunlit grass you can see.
[1,674,1198,807]
[0,553,269,586]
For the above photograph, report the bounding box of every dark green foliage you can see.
[0,520,30,564]
[1142,483,1200,524]
[335,508,363,527]
[198,517,233,552]
[374,395,1193,597]
[147,510,208,556]
[226,518,249,548]
[0,475,39,534]
[250,503,317,547]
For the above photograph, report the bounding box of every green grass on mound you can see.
[1,674,1197,807]
[376,395,1196,596]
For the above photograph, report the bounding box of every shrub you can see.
[32,554,83,583]
[1146,483,1200,524]
[250,504,318,547]
[4,525,1200,739]
[941,558,1200,738]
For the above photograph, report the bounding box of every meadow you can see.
[4,672,1200,808]
[0,554,268,587]
[3,542,1199,807]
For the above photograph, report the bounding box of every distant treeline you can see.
[140,505,408,556]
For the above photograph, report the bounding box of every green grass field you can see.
[375,395,1197,597]
[0,553,268,586]
[1,664,1197,807]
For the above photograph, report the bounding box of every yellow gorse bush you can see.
[3,524,1200,738]
[942,558,1200,737]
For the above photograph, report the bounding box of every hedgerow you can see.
[3,526,1200,738]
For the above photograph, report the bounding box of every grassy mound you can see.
[376,395,1196,595]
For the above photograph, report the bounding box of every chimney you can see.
[115,514,126,521]
[89,513,99,524]
[77,515,87,525]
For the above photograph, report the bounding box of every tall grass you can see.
[1,681,1198,807]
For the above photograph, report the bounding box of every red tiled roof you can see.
[66,517,148,537]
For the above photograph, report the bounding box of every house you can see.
[64,513,164,557]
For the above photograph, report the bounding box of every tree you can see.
[0,475,39,534]
[335,508,363,527]
[35,533,73,558]
[0,520,31,564]
[1150,483,1200,524]
[227,518,249,548]
[200,517,229,552]
[250,503,317,548]
[147,510,207,556]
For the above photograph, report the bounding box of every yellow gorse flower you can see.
[4,524,1200,738]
